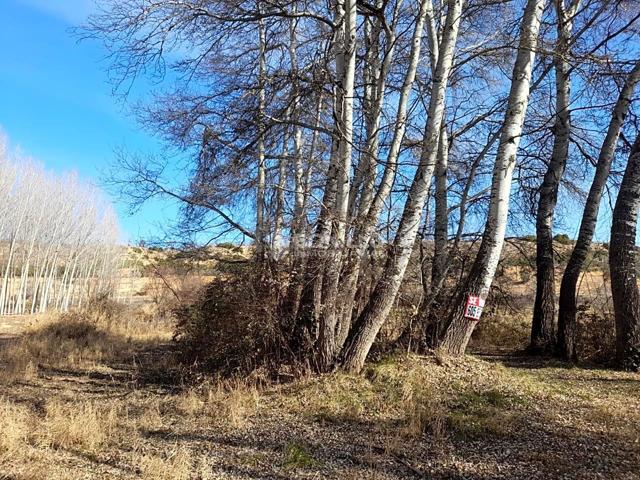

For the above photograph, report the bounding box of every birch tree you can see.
[438,0,547,356]
[324,0,435,368]
[341,0,466,373]
[86,0,640,372]
[255,14,268,262]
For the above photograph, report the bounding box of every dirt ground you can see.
[0,314,639,480]
[0,316,39,339]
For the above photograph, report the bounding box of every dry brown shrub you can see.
[143,266,208,320]
[173,269,284,377]
[576,305,616,363]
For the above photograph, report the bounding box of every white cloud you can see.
[18,0,96,25]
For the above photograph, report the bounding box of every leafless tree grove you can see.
[86,0,640,371]
[0,138,121,316]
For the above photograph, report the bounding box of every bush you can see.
[283,442,317,470]
[553,233,573,245]
[173,271,284,377]
[471,312,530,353]
[84,294,128,324]
[576,305,616,363]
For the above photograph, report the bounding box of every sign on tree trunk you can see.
[464,295,485,320]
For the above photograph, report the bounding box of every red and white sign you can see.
[464,294,485,320]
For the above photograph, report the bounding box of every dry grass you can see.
[1,305,639,479]
[0,307,172,382]
[138,448,193,480]
[472,311,531,353]
[175,378,260,429]
[0,399,32,456]
[41,399,124,451]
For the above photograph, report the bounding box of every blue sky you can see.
[0,0,174,243]
[0,0,622,246]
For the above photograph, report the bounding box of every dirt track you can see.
[0,315,40,339]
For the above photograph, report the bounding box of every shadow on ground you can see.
[1,320,639,479]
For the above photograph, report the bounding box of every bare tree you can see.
[609,135,640,371]
[557,59,640,360]
[438,0,547,356]
[340,0,466,373]
[86,0,640,372]
[0,142,121,316]
[529,0,581,353]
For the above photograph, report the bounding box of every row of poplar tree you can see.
[0,139,121,316]
[87,0,640,371]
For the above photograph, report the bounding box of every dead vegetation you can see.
[0,242,635,479]
[0,300,639,479]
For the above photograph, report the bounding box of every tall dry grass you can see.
[0,303,173,382]
[175,378,260,429]
[0,399,32,457]
[41,399,125,451]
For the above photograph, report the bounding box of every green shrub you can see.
[553,233,573,245]
[282,442,317,470]
[445,389,519,440]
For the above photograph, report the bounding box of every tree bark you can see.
[530,0,579,353]
[340,0,465,374]
[439,0,546,356]
[316,0,358,370]
[609,136,640,371]
[291,3,348,355]
[421,124,451,346]
[557,60,640,360]
[255,15,268,261]
[286,12,307,261]
[432,127,449,293]
[272,122,291,259]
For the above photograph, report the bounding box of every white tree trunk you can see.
[439,0,547,355]
[255,15,268,261]
[341,0,466,373]
[334,0,434,354]
[316,0,359,368]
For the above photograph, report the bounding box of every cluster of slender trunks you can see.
[255,0,640,372]
[0,154,121,316]
[246,0,549,373]
[88,0,640,372]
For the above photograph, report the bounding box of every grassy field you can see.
[0,309,638,479]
